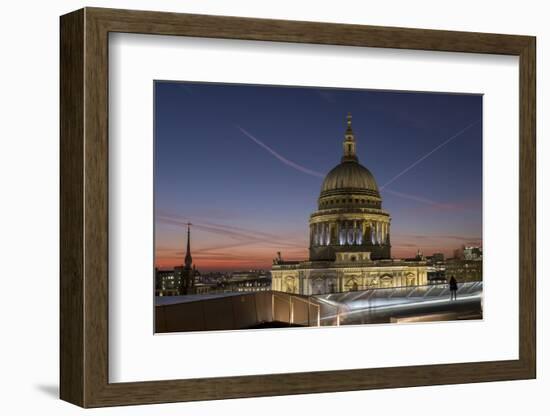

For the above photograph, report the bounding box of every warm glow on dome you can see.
[321,162,379,195]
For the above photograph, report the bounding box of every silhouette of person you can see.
[449,276,458,301]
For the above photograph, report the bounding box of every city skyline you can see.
[155,81,482,272]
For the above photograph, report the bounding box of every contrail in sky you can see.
[382,189,459,210]
[158,214,304,249]
[236,125,325,178]
[379,119,481,190]
[236,123,475,209]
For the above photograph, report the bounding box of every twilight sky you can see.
[154,81,482,271]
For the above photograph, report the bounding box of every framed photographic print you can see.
[60,7,536,408]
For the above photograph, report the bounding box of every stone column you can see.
[343,221,347,246]
[344,221,349,245]
[368,222,373,244]
[315,223,320,246]
[342,221,346,245]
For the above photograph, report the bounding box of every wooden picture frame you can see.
[60,7,536,408]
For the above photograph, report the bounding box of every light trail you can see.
[318,294,481,323]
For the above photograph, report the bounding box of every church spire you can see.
[342,112,358,162]
[184,222,193,270]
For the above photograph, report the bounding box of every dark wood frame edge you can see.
[60,7,536,408]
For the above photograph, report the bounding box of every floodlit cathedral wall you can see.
[271,262,428,295]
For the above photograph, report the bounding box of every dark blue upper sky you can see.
[154,81,482,271]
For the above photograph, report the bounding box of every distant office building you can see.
[431,252,445,263]
[155,269,179,296]
[464,246,482,261]
[427,265,447,284]
[222,271,272,293]
[453,246,464,260]
[426,253,445,283]
[174,265,200,288]
[193,282,219,294]
[445,259,482,282]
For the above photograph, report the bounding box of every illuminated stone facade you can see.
[272,114,427,295]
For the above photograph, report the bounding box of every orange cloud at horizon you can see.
[155,235,481,272]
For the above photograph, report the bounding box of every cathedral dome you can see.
[309,113,391,262]
[319,113,380,199]
[321,161,379,194]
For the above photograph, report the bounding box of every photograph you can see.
[153,81,483,333]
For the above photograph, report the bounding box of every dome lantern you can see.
[320,114,380,199]
[342,112,358,162]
